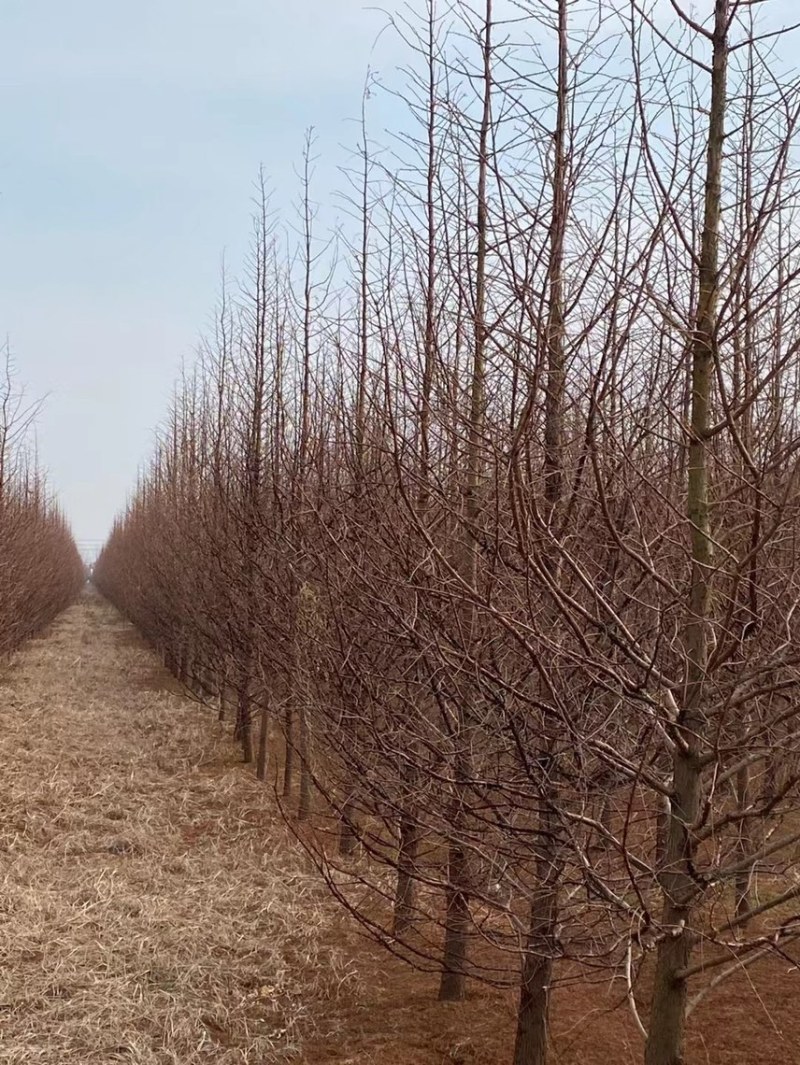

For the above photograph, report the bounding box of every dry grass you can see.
[0,590,354,1064]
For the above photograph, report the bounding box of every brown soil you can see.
[1,591,798,1064]
[304,933,800,1065]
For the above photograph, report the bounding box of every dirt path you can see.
[0,591,344,1064]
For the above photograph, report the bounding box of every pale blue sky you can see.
[0,0,397,553]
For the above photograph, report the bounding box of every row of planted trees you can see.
[95,2,800,1063]
[0,357,84,652]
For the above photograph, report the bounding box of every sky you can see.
[0,0,399,557]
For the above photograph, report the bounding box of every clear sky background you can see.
[0,0,398,557]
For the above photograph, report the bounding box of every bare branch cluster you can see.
[94,3,800,1063]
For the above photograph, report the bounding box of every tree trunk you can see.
[513,804,561,1065]
[256,701,269,781]
[644,752,700,1065]
[393,815,421,936]
[513,1,568,1058]
[645,923,692,1065]
[644,6,727,1062]
[297,704,312,821]
[734,763,753,924]
[282,701,295,797]
[339,796,359,856]
[236,679,253,764]
[438,0,492,1005]
[513,890,557,1065]
[438,836,470,1001]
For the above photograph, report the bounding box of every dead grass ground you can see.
[1,591,798,1064]
[0,590,353,1064]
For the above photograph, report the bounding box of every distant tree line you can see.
[0,354,84,652]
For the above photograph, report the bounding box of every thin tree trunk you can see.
[439,788,471,1001]
[393,814,421,936]
[514,885,558,1064]
[338,89,371,860]
[438,0,492,1003]
[339,797,359,856]
[297,703,312,821]
[392,0,440,941]
[256,700,269,781]
[644,5,727,1062]
[236,677,254,764]
[282,702,295,797]
[287,131,315,811]
[734,763,753,924]
[513,2,568,1057]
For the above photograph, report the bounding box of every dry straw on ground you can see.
[0,590,354,1064]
